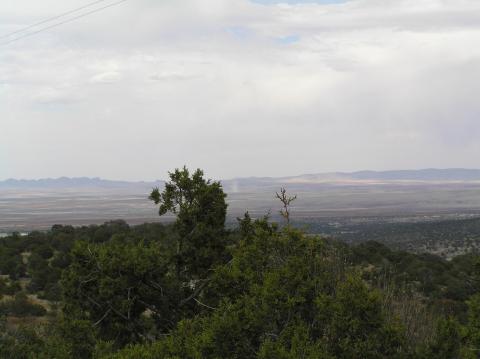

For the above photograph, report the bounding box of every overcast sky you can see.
[1,0,480,181]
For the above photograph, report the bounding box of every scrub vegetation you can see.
[1,167,480,358]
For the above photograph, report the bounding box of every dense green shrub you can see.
[0,292,46,317]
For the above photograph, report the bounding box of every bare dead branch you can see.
[275,187,297,224]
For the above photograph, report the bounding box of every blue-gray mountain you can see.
[2,168,480,189]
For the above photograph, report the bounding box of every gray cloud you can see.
[1,0,480,180]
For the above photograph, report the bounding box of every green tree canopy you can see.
[149,167,229,279]
[108,219,406,359]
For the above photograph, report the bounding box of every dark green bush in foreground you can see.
[0,292,46,317]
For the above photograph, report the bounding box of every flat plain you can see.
[3,172,480,233]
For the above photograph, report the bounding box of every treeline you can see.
[1,168,480,358]
[304,217,480,258]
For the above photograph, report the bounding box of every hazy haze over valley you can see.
[3,168,480,232]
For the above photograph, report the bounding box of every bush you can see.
[0,292,47,317]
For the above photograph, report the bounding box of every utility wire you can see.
[0,0,128,46]
[0,0,111,40]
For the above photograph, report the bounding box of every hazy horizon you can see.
[3,167,480,183]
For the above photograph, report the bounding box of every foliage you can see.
[149,167,229,279]
[61,237,181,345]
[0,292,46,317]
[307,217,480,258]
[1,168,480,358]
[351,240,480,305]
[107,219,406,359]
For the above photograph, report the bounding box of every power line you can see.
[0,0,129,47]
[0,0,111,40]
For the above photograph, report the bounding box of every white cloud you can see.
[89,71,122,84]
[1,0,480,180]
[32,87,80,104]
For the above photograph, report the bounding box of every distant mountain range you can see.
[283,169,480,182]
[2,169,480,190]
[0,177,164,189]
